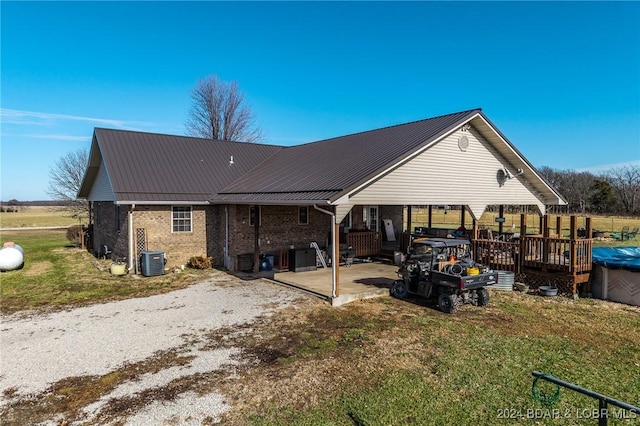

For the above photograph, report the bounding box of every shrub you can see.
[66,225,83,247]
[188,256,213,269]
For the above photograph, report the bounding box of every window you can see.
[298,206,309,225]
[363,206,379,232]
[249,206,261,226]
[172,206,192,232]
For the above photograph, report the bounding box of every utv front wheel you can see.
[438,293,457,313]
[391,281,407,299]
[476,288,490,307]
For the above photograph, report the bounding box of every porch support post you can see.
[334,222,340,297]
[253,205,260,274]
[314,204,339,299]
[498,205,504,235]
[460,205,466,228]
[556,216,562,237]
[428,205,433,229]
[407,205,412,233]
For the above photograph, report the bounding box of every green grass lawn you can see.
[235,294,640,426]
[0,229,212,314]
[2,229,638,425]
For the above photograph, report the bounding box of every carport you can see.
[213,109,567,306]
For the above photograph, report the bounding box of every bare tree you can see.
[607,165,640,215]
[47,148,89,219]
[185,75,263,143]
[539,166,594,213]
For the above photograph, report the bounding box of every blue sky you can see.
[1,1,639,201]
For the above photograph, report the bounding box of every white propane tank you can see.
[0,242,24,271]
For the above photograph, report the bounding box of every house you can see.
[78,108,566,291]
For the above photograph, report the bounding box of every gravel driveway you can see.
[0,271,309,424]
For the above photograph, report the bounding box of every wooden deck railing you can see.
[472,236,592,275]
[346,227,592,280]
[346,231,381,258]
[473,239,520,273]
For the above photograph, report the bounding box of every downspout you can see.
[313,204,337,298]
[128,204,135,273]
[225,205,229,270]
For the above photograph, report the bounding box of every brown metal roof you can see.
[79,109,501,205]
[213,108,481,203]
[82,128,283,203]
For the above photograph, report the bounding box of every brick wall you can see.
[133,205,207,268]
[91,202,404,271]
[206,205,225,268]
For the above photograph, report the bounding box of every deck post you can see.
[460,205,466,229]
[498,205,504,235]
[542,215,550,272]
[428,205,433,229]
[570,216,578,294]
[538,215,544,235]
[556,216,562,238]
[519,213,527,274]
[407,205,412,233]
[586,217,593,239]
[584,216,593,294]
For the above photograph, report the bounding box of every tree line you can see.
[539,164,640,215]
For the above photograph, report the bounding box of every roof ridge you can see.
[94,127,284,148]
[303,107,482,144]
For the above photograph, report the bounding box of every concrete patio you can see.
[271,261,399,306]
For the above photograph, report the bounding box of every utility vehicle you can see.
[390,238,497,313]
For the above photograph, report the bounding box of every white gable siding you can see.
[87,161,115,201]
[349,127,545,216]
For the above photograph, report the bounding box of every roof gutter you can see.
[313,204,337,299]
[210,199,333,206]
[113,201,209,206]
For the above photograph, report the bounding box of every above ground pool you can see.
[590,246,640,306]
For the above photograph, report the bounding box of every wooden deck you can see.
[354,215,595,295]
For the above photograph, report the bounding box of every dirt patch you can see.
[210,298,437,423]
[23,260,53,276]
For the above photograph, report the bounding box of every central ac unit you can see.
[140,251,165,276]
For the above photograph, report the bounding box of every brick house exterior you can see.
[79,109,566,276]
[93,200,401,271]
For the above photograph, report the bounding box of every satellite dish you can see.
[497,169,507,186]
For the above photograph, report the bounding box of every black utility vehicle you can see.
[390,238,497,313]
